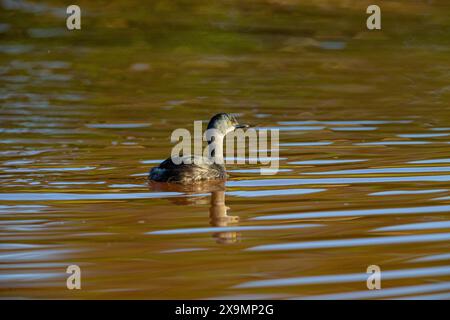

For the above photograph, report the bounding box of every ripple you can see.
[0,44,33,55]
[0,248,76,262]
[0,128,81,134]
[140,159,164,164]
[227,188,325,197]
[245,233,450,252]
[28,28,66,38]
[374,220,450,232]
[251,204,450,221]
[108,184,144,188]
[279,142,333,146]
[299,282,450,300]
[320,41,346,50]
[430,127,450,131]
[228,175,450,188]
[0,205,47,214]
[0,243,44,250]
[434,196,450,201]
[234,265,450,289]
[263,126,324,131]
[2,75,29,83]
[370,189,448,196]
[160,248,209,253]
[224,156,286,162]
[394,292,450,300]
[408,158,450,164]
[0,128,80,135]
[130,172,149,177]
[3,160,34,165]
[0,272,63,282]
[255,114,271,118]
[0,262,68,270]
[355,141,431,146]
[331,127,377,131]
[86,123,151,129]
[2,0,66,17]
[398,133,450,138]
[48,181,106,185]
[228,169,291,173]
[411,253,450,263]
[304,166,450,175]
[0,192,188,201]
[278,120,412,125]
[289,159,367,165]
[0,149,50,157]
[2,166,96,173]
[148,223,321,235]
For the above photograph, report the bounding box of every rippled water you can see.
[1,0,450,299]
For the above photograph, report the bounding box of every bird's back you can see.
[149,155,226,184]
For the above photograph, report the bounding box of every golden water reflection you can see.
[150,181,240,244]
[1,0,450,299]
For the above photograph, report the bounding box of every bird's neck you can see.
[207,134,225,165]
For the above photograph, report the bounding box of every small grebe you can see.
[149,113,249,184]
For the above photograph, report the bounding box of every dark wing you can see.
[150,155,225,183]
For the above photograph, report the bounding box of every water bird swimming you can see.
[149,113,249,184]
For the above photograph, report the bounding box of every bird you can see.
[149,113,249,184]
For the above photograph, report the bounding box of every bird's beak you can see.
[235,124,250,129]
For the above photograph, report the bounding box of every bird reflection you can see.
[209,190,240,244]
[149,181,240,244]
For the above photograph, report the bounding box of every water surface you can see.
[0,0,449,299]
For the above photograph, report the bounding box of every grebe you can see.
[149,113,249,184]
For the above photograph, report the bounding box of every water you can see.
[0,0,450,299]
